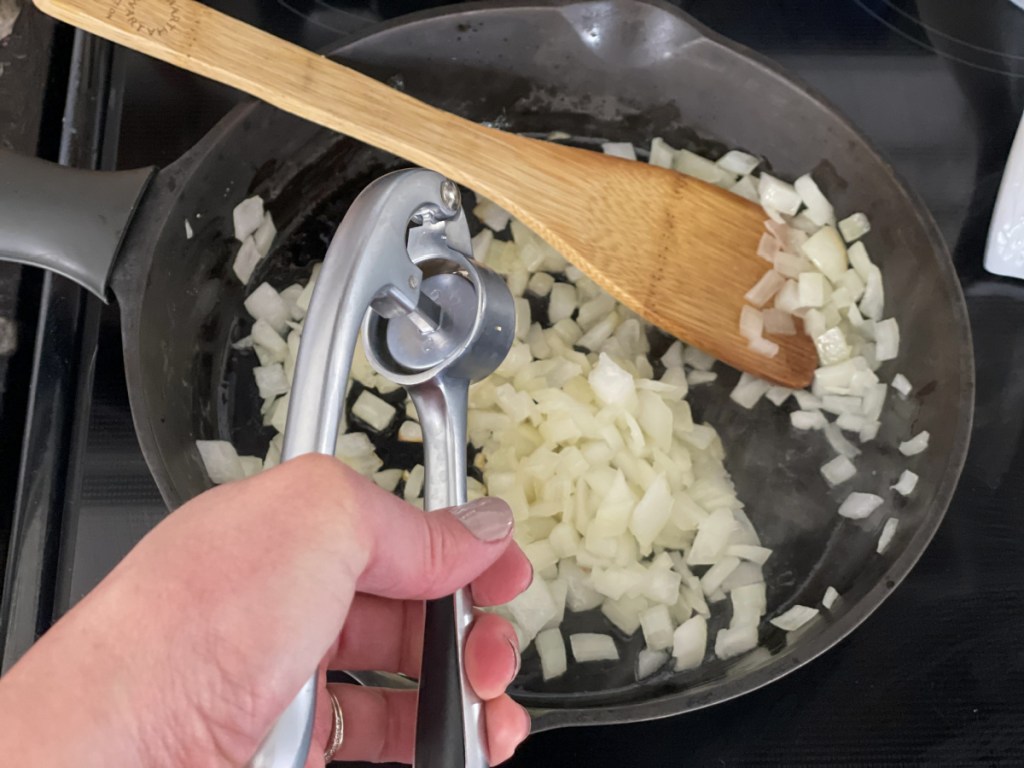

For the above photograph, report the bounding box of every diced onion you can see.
[730,582,767,627]
[673,149,734,186]
[239,455,262,477]
[726,545,772,565]
[821,586,840,610]
[891,469,919,496]
[639,604,675,651]
[847,241,875,281]
[233,196,264,241]
[763,309,796,335]
[891,373,912,398]
[505,578,558,643]
[790,410,826,430]
[352,390,396,432]
[748,337,780,358]
[836,413,866,433]
[527,272,555,297]
[800,225,848,282]
[372,469,403,493]
[765,385,793,406]
[234,236,263,283]
[745,270,786,307]
[821,395,862,416]
[471,228,494,262]
[601,594,646,633]
[398,420,423,443]
[244,282,291,335]
[570,633,619,662]
[758,173,803,216]
[536,627,568,680]
[793,173,835,226]
[739,305,764,341]
[197,440,244,484]
[773,279,801,313]
[730,175,760,203]
[803,308,827,339]
[548,283,577,324]
[814,327,851,366]
[683,346,716,371]
[660,340,685,369]
[637,648,669,680]
[601,141,637,161]
[687,509,737,566]
[253,212,277,257]
[296,263,321,311]
[769,605,819,632]
[757,233,780,263]
[859,421,881,443]
[473,198,512,232]
[899,430,930,456]
[687,370,718,386]
[279,284,305,321]
[820,455,856,487]
[700,557,741,596]
[730,372,771,409]
[860,266,885,321]
[794,389,824,410]
[874,318,900,362]
[876,517,899,554]
[716,149,761,176]
[648,137,676,168]
[837,491,884,520]
[252,319,287,362]
[253,364,290,399]
[838,212,871,243]
[672,615,707,671]
[714,623,758,659]
[825,423,861,458]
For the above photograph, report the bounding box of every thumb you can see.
[356,494,519,600]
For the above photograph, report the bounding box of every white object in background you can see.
[985,108,1024,277]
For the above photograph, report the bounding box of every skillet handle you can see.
[0,149,154,300]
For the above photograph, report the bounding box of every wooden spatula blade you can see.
[474,142,818,388]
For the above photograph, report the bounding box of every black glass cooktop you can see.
[4,1,1024,765]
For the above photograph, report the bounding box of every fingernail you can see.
[450,497,513,542]
[507,635,522,680]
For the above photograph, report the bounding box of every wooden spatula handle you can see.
[35,0,527,201]
[35,0,817,387]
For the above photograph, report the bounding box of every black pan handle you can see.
[0,149,154,300]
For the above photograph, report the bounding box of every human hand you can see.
[0,454,533,766]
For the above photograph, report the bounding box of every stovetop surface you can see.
[11,0,1024,765]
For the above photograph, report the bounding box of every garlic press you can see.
[248,168,514,768]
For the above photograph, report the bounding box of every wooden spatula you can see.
[36,0,817,387]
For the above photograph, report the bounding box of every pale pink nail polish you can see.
[450,497,513,542]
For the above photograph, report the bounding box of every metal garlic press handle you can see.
[410,379,483,768]
[247,168,466,768]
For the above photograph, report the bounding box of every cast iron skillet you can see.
[0,0,973,734]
